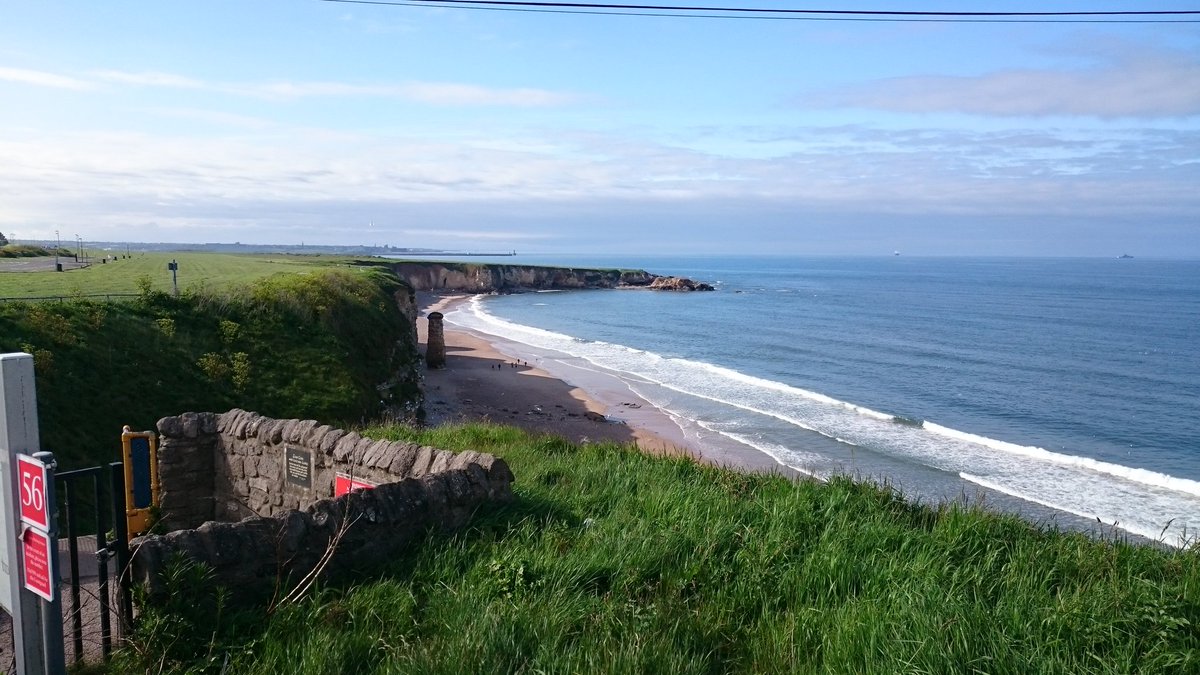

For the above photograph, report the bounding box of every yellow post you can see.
[121,429,159,536]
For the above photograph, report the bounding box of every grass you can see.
[115,422,1200,674]
[0,266,421,470]
[0,252,359,298]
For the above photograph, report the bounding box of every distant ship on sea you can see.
[1118,254,1134,259]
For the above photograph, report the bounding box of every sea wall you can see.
[133,410,514,603]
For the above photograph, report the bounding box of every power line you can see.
[320,0,1200,23]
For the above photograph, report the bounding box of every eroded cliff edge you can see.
[384,261,712,293]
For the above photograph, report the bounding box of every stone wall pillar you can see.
[426,311,446,369]
[156,412,219,531]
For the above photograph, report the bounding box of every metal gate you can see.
[51,460,134,664]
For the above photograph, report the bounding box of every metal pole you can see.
[94,471,113,659]
[109,462,133,633]
[63,479,82,662]
[32,451,65,674]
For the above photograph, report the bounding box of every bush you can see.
[156,317,176,339]
[197,352,229,382]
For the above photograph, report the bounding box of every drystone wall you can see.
[133,409,514,604]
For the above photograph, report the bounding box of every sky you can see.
[1,1,1198,256]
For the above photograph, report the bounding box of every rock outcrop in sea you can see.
[646,276,716,292]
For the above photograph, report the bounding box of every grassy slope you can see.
[0,252,355,298]
[122,423,1200,675]
[0,266,417,469]
[0,244,69,258]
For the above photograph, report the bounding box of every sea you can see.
[428,255,1199,548]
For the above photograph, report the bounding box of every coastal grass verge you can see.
[116,422,1200,674]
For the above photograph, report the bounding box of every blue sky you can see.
[1,1,1197,255]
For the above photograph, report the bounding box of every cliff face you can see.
[387,262,657,293]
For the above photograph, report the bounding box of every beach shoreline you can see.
[417,293,800,477]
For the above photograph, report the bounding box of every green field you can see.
[0,252,362,299]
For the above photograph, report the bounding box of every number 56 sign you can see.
[16,454,51,531]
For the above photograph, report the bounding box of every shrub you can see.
[18,342,53,374]
[155,317,176,339]
[25,305,77,345]
[219,319,241,346]
[197,352,229,382]
[231,352,251,392]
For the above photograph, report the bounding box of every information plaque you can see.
[285,447,312,489]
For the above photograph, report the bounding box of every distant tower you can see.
[425,312,446,369]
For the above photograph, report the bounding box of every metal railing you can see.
[53,462,133,664]
[0,293,140,303]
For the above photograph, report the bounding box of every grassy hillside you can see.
[116,423,1200,674]
[0,267,421,470]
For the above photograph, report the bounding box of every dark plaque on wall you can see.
[285,446,312,489]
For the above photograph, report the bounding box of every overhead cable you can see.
[320,0,1200,23]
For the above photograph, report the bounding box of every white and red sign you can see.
[334,473,376,497]
[21,527,54,602]
[16,454,50,531]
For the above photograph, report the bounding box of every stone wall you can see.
[135,409,514,603]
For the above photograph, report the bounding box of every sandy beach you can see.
[418,294,694,458]
[417,294,800,477]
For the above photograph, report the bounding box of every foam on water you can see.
[929,423,1200,498]
[448,296,1198,548]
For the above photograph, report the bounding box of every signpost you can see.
[16,453,55,604]
[1,353,66,674]
[21,526,54,602]
[17,453,50,531]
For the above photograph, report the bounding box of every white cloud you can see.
[92,70,206,89]
[79,67,581,106]
[138,107,276,130]
[399,83,580,107]
[0,123,1195,249]
[0,66,94,90]
[812,48,1200,119]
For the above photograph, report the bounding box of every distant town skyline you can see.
[1,1,1197,257]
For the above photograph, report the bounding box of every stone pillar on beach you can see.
[426,311,446,369]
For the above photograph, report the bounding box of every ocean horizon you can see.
[428,254,1199,548]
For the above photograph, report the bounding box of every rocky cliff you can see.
[386,262,711,293]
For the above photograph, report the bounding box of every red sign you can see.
[334,473,376,497]
[16,454,50,530]
[22,527,55,602]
